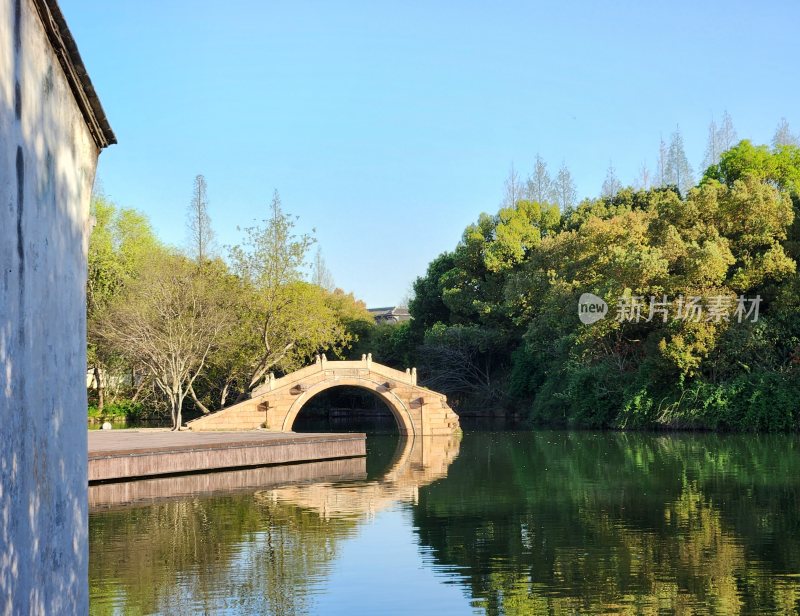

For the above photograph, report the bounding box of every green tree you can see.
[227,192,355,394]
[409,252,457,333]
[324,288,374,358]
[87,195,160,412]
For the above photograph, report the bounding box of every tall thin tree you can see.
[635,162,651,191]
[702,111,738,171]
[601,161,622,199]
[718,110,737,151]
[502,163,523,208]
[187,174,215,262]
[665,127,693,195]
[656,137,668,187]
[312,247,335,292]
[228,190,320,392]
[552,162,577,210]
[701,118,720,172]
[773,117,799,147]
[526,154,553,203]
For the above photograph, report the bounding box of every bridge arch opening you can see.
[291,386,395,434]
[282,379,415,436]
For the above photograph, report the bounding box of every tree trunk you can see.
[220,381,230,408]
[130,373,147,402]
[94,364,104,412]
[189,385,211,414]
[169,396,178,431]
[175,393,184,431]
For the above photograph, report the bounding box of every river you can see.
[88,429,800,614]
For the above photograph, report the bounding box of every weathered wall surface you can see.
[0,0,99,613]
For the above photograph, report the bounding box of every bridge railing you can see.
[368,361,417,386]
[251,353,419,396]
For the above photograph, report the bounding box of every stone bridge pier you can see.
[188,354,461,436]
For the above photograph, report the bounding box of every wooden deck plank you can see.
[88,430,366,482]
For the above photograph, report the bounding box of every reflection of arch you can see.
[263,433,461,519]
[382,433,416,482]
[282,377,415,436]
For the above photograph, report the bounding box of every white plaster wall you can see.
[0,0,99,613]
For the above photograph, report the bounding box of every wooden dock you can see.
[88,430,366,482]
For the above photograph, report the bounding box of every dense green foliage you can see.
[402,141,800,430]
[87,400,145,422]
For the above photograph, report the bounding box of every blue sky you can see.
[61,0,799,306]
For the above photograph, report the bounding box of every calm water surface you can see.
[89,430,800,614]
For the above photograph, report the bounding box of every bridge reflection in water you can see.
[88,433,461,514]
[262,434,461,520]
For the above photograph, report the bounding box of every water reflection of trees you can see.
[87,432,800,614]
[413,431,800,615]
[89,494,359,615]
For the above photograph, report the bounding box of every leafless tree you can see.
[635,162,651,191]
[98,254,233,429]
[502,163,523,207]
[773,117,799,148]
[311,247,335,291]
[187,174,215,262]
[701,118,720,172]
[656,136,668,187]
[526,154,553,203]
[718,110,737,151]
[552,162,577,210]
[601,161,622,199]
[665,126,694,195]
[417,326,505,406]
[702,111,738,170]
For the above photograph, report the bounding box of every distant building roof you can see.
[32,0,116,148]
[368,306,411,324]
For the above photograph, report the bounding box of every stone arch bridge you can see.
[188,354,460,435]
